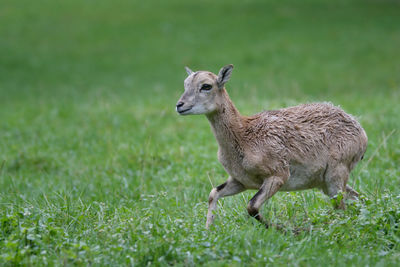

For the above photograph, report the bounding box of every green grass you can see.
[1,0,400,265]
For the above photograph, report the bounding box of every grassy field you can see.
[1,0,400,265]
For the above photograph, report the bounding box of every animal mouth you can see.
[177,107,192,114]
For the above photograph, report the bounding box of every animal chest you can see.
[217,148,264,189]
[217,148,246,177]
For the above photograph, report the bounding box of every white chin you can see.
[184,107,208,115]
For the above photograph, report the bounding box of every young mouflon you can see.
[176,64,367,229]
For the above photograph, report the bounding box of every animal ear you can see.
[217,64,234,88]
[185,66,194,76]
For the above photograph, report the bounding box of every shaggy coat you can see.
[176,64,367,228]
[207,90,367,192]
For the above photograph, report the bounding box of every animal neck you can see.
[206,89,245,155]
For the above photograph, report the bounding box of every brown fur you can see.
[176,65,368,228]
[207,90,367,191]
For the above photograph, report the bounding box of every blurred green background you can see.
[1,0,399,265]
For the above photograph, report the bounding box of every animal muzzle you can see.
[176,101,193,115]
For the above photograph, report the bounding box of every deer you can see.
[176,64,367,229]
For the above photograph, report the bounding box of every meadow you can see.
[1,0,400,265]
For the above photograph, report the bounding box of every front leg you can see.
[206,176,245,229]
[247,175,286,227]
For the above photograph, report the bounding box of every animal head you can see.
[176,64,234,115]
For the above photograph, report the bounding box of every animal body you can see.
[176,64,367,229]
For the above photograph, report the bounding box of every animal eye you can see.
[200,84,212,91]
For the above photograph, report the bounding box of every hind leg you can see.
[323,163,349,209]
[345,185,359,200]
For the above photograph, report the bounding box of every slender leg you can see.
[247,176,285,227]
[323,163,348,209]
[206,177,245,229]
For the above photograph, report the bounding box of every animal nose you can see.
[176,101,184,108]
